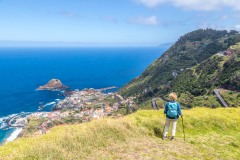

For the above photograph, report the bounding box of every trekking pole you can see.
[181,115,186,141]
[162,122,166,140]
[162,101,167,140]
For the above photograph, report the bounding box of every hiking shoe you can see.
[162,136,168,140]
[170,136,175,140]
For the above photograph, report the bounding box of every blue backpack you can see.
[167,102,178,118]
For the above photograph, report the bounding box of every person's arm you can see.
[178,103,182,116]
[164,103,168,114]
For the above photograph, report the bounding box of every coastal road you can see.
[152,98,166,110]
[115,94,125,106]
[214,89,229,108]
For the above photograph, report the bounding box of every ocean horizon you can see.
[0,46,167,144]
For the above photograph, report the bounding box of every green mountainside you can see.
[119,29,240,106]
[170,43,240,107]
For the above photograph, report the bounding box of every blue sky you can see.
[0,0,240,46]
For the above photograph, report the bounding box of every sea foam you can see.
[44,102,56,107]
[6,128,23,142]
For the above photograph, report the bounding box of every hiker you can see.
[163,92,182,140]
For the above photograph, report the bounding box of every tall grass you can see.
[0,107,239,160]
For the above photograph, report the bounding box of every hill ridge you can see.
[119,29,240,107]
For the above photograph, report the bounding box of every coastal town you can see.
[25,88,136,136]
[1,79,137,140]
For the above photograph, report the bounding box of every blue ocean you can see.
[0,47,167,143]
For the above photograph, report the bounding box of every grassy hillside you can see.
[167,43,240,107]
[119,29,240,103]
[171,55,228,96]
[220,43,240,91]
[220,89,240,107]
[0,107,240,160]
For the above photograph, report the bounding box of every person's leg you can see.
[171,119,178,137]
[163,118,171,137]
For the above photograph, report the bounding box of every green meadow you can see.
[0,107,239,160]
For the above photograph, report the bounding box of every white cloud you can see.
[235,25,240,30]
[172,0,221,11]
[135,0,240,11]
[129,16,158,25]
